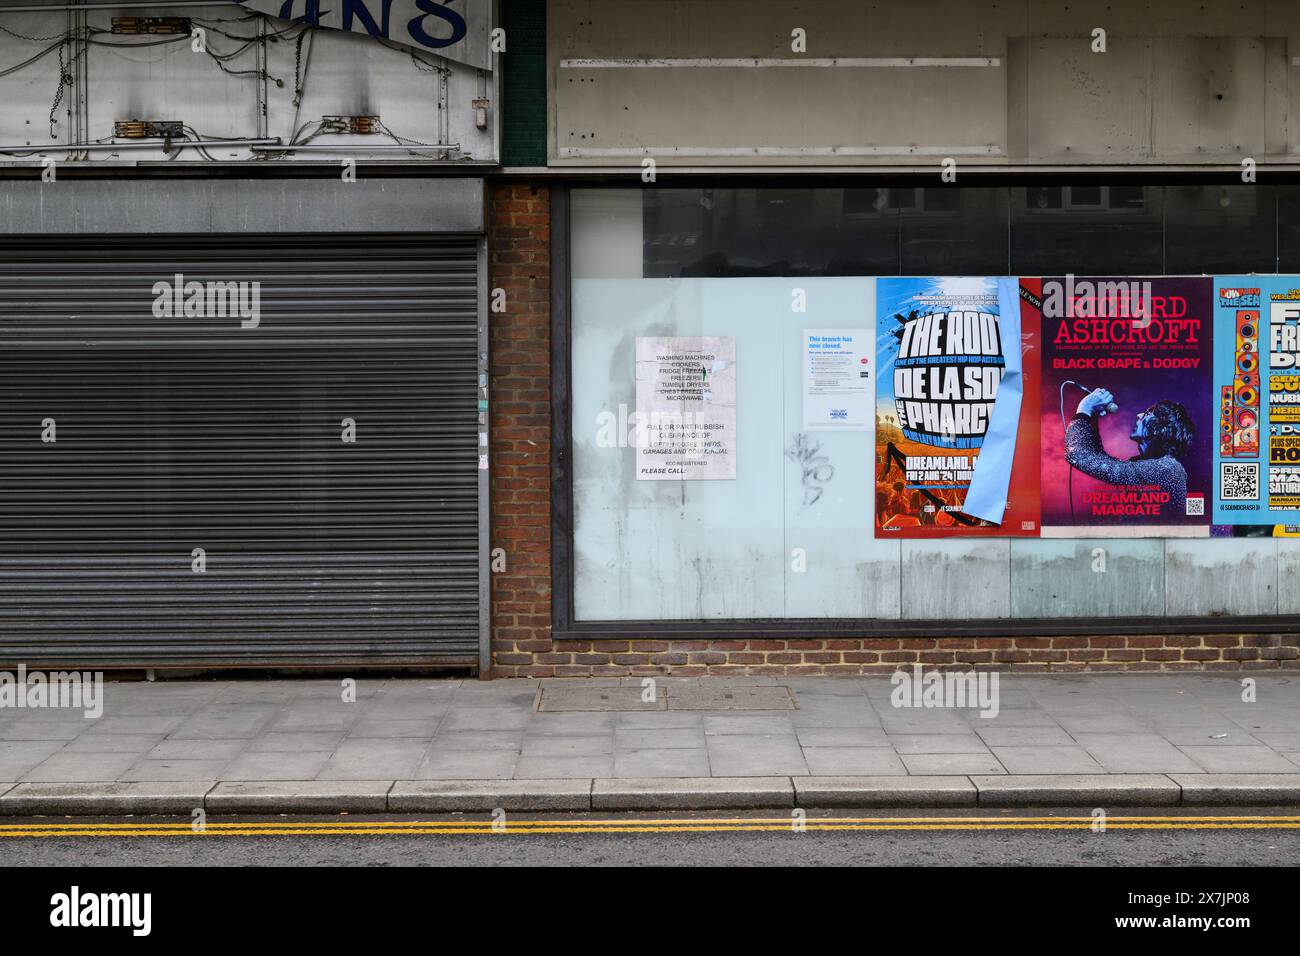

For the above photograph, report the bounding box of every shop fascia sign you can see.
[231,1,491,70]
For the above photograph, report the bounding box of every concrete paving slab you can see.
[429,730,523,751]
[1073,734,1204,773]
[414,749,519,780]
[0,781,213,815]
[783,677,868,697]
[439,707,533,731]
[221,752,332,782]
[794,776,977,807]
[794,726,891,748]
[0,741,77,779]
[613,748,711,778]
[389,779,592,812]
[901,753,1006,775]
[119,759,232,782]
[989,746,1107,775]
[265,705,358,734]
[80,715,187,736]
[315,739,427,780]
[889,733,992,755]
[347,719,440,738]
[802,748,908,776]
[705,735,809,776]
[171,706,281,739]
[21,752,141,783]
[1055,714,1153,734]
[879,713,972,734]
[960,710,1062,728]
[1160,729,1262,747]
[525,713,617,734]
[972,774,1181,807]
[147,739,249,760]
[61,733,164,754]
[245,732,344,753]
[1172,773,1300,805]
[206,781,390,814]
[703,715,795,736]
[513,755,613,779]
[363,699,451,720]
[974,726,1076,747]
[592,776,794,810]
[519,734,613,758]
[789,703,882,728]
[614,727,706,750]
[1176,745,1300,773]
[0,719,92,741]
[613,712,704,730]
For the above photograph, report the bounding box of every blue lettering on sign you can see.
[408,0,467,49]
[830,409,848,420]
[344,0,393,35]
[240,1,467,52]
[276,0,320,22]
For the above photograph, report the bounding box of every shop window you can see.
[1010,185,1163,275]
[1164,185,1276,275]
[1277,187,1300,272]
[900,187,1007,276]
[562,186,1288,632]
[643,187,899,278]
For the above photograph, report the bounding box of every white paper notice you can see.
[634,336,737,480]
[803,329,871,430]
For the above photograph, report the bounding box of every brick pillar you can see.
[488,183,553,677]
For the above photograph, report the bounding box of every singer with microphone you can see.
[1064,386,1195,520]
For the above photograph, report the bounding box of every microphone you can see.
[1066,380,1118,415]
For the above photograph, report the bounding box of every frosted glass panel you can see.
[571,277,898,620]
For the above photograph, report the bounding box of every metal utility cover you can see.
[537,686,666,712]
[665,685,797,711]
[537,683,797,712]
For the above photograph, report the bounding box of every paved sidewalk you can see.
[1,674,1298,813]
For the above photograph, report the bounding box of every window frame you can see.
[548,181,1300,640]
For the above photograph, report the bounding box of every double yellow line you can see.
[1,815,1299,837]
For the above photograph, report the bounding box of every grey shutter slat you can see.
[0,234,481,666]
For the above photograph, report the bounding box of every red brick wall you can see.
[488,183,553,675]
[485,182,1300,677]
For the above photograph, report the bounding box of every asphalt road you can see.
[1,807,1297,866]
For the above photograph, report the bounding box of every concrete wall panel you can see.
[1011,539,1165,619]
[901,539,1011,620]
[1165,538,1279,617]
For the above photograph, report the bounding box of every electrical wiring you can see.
[0,35,76,77]
[0,135,113,158]
[49,39,69,136]
[180,125,220,162]
[85,35,190,49]
[375,36,448,75]
[0,22,81,43]
[0,7,468,165]
[189,16,305,44]
[377,120,450,151]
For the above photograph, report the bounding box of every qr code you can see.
[1220,462,1260,501]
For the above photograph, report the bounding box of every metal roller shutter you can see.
[0,234,482,667]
